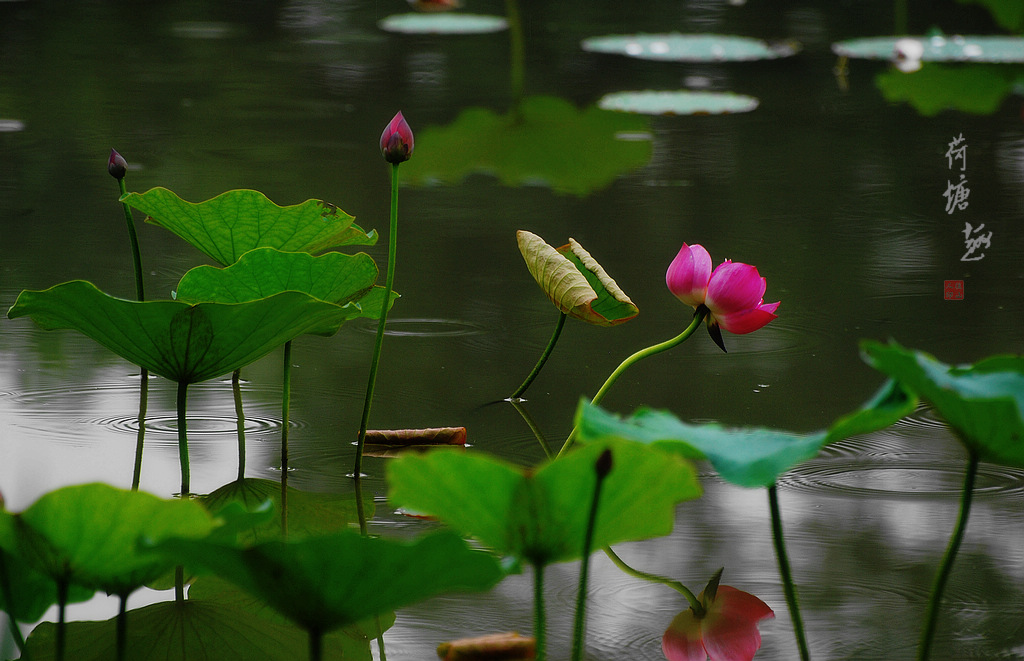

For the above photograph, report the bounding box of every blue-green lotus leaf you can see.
[574,379,917,487]
[121,188,377,266]
[582,33,798,62]
[7,281,353,383]
[378,13,508,34]
[833,34,1024,62]
[598,90,759,116]
[862,340,1024,468]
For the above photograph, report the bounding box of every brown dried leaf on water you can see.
[437,632,536,660]
[364,427,468,447]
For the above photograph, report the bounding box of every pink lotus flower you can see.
[666,243,779,352]
[380,111,414,164]
[662,582,774,661]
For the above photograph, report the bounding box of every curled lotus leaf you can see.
[862,339,1024,468]
[517,230,638,326]
[365,427,468,446]
[121,188,377,266]
[7,281,353,383]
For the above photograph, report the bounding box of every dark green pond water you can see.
[2,1,1024,659]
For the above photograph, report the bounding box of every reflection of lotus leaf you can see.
[875,64,1021,116]
[401,96,651,196]
[833,34,1024,62]
[378,13,507,34]
[598,90,759,116]
[582,33,799,62]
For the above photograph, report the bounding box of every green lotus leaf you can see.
[517,230,638,327]
[0,484,213,597]
[22,599,370,661]
[597,90,760,116]
[0,544,93,623]
[7,281,353,383]
[201,478,372,544]
[832,34,1024,62]
[386,438,700,565]
[582,33,799,62]
[875,64,1018,116]
[862,340,1024,468]
[175,248,398,335]
[120,187,377,266]
[401,95,651,196]
[378,13,508,34]
[147,530,503,636]
[574,379,917,488]
[956,0,1024,31]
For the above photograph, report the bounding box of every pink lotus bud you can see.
[380,111,414,164]
[666,243,712,308]
[108,149,127,180]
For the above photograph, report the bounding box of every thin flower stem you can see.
[309,628,323,661]
[510,312,567,400]
[571,453,610,661]
[118,178,145,303]
[917,450,979,661]
[768,484,811,661]
[131,370,149,491]
[232,369,245,483]
[374,615,388,661]
[509,398,554,459]
[556,308,708,459]
[603,547,703,614]
[533,562,547,661]
[281,341,292,537]
[176,381,190,497]
[0,553,26,653]
[175,566,184,605]
[353,163,400,478]
[55,578,68,661]
[116,594,127,661]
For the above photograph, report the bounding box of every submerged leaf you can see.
[121,188,377,266]
[575,380,917,487]
[149,530,504,634]
[7,281,353,383]
[517,230,638,326]
[387,439,700,565]
[862,340,1024,468]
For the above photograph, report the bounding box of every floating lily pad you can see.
[862,340,1024,468]
[378,13,507,34]
[598,90,759,115]
[517,231,638,327]
[575,379,917,488]
[401,95,651,196]
[121,188,377,267]
[832,34,1024,63]
[175,248,396,335]
[7,281,353,383]
[387,439,700,565]
[581,33,799,62]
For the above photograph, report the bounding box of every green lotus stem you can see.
[768,484,811,661]
[603,547,703,614]
[533,562,547,661]
[0,553,26,653]
[354,475,368,537]
[509,398,554,459]
[571,450,611,661]
[55,578,68,661]
[557,307,708,458]
[131,371,149,491]
[281,341,292,536]
[175,566,185,605]
[510,312,566,401]
[917,450,979,661]
[375,617,388,661]
[505,0,524,103]
[353,163,401,478]
[176,381,190,496]
[232,369,246,483]
[116,594,128,661]
[117,178,145,303]
[309,628,323,661]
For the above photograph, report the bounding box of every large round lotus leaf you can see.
[598,91,759,116]
[582,33,799,62]
[832,35,1024,62]
[378,13,507,34]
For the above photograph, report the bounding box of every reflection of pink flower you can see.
[662,586,774,661]
[380,111,415,164]
[666,243,779,351]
